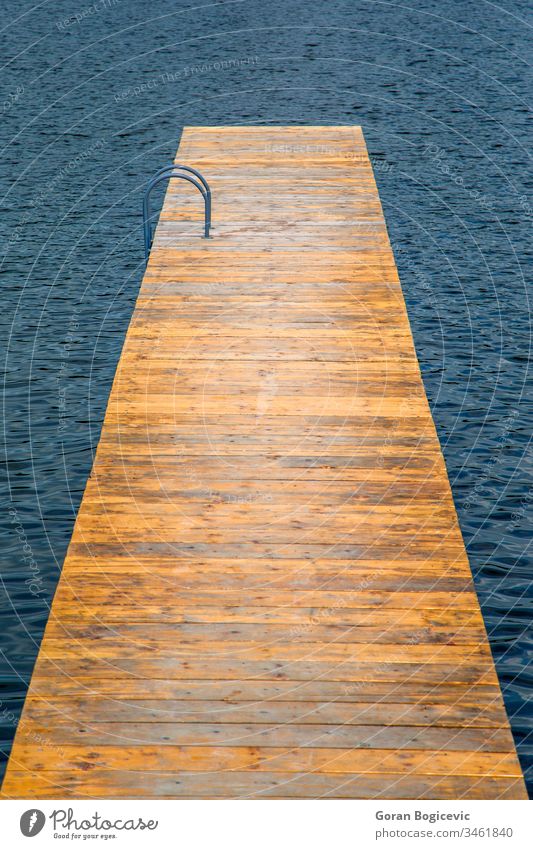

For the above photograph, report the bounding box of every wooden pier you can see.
[2,126,526,799]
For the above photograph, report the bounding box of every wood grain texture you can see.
[1,126,526,800]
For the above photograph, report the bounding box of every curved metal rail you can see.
[143,164,211,263]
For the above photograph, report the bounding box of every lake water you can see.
[0,0,531,793]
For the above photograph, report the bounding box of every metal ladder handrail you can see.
[153,163,210,195]
[143,164,211,263]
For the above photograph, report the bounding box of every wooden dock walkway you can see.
[2,126,526,799]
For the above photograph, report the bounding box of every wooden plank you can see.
[8,722,515,751]
[9,745,522,776]
[1,126,526,800]
[44,619,486,645]
[3,771,525,800]
[48,587,483,610]
[21,697,507,728]
[26,679,505,705]
[25,658,501,686]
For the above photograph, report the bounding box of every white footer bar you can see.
[2,799,531,848]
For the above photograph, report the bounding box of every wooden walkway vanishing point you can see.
[2,126,527,799]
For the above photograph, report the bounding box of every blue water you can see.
[0,0,531,793]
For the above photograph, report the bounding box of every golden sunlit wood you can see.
[1,126,526,799]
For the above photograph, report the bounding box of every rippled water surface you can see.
[0,0,531,792]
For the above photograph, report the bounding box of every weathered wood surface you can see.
[1,126,526,799]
